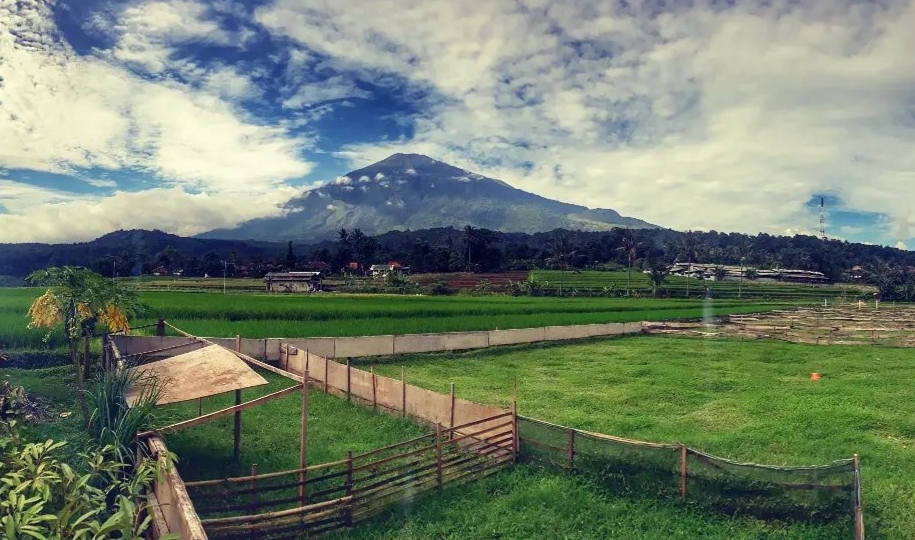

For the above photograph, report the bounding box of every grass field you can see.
[530,270,873,299]
[0,287,795,350]
[359,335,912,539]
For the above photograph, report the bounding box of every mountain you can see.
[198,154,658,241]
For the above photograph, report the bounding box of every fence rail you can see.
[185,412,516,539]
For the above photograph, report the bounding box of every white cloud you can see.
[0,0,315,241]
[0,180,300,242]
[332,176,352,185]
[374,172,384,180]
[896,241,908,250]
[259,0,915,240]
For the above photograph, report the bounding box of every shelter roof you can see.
[126,345,268,406]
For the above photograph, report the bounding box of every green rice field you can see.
[530,270,873,299]
[1,287,792,350]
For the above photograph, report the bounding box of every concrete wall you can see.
[394,333,447,354]
[444,331,490,351]
[147,437,207,540]
[489,327,547,346]
[335,335,395,357]
[113,320,643,365]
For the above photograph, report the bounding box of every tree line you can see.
[2,226,915,297]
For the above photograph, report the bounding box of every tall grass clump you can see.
[88,367,165,463]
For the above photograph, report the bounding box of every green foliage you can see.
[0,419,176,540]
[88,369,164,464]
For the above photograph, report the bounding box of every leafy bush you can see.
[0,419,176,540]
[427,280,457,296]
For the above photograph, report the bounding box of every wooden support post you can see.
[299,372,309,507]
[323,356,329,394]
[854,453,865,540]
[346,359,351,402]
[233,390,242,462]
[401,367,406,418]
[304,349,310,374]
[198,397,202,417]
[435,423,443,489]
[511,378,519,464]
[448,383,454,430]
[249,463,258,516]
[235,334,241,353]
[680,445,688,499]
[344,451,353,527]
[155,318,165,337]
[371,366,377,410]
[567,428,575,474]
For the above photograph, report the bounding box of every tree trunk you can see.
[70,339,90,427]
[83,334,91,382]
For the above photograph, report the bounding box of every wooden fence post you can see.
[680,445,688,499]
[512,378,519,463]
[449,383,456,432]
[198,397,202,417]
[435,423,443,489]
[346,359,351,402]
[567,428,575,474]
[299,372,309,507]
[323,356,329,394]
[249,463,258,516]
[344,451,353,527]
[854,453,865,540]
[371,367,377,411]
[155,318,165,337]
[401,367,406,418]
[233,390,242,462]
[235,334,241,354]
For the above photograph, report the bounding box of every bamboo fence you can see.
[184,412,515,539]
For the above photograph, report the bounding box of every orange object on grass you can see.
[810,372,821,381]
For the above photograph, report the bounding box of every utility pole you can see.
[223,260,227,294]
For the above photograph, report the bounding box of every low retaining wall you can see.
[146,436,207,540]
[112,321,644,364]
[284,321,644,359]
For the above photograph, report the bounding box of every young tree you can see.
[618,232,639,296]
[26,266,142,425]
[646,260,670,297]
[285,241,296,270]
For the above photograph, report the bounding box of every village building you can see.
[263,271,323,292]
[369,261,410,276]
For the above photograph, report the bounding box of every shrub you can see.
[89,368,165,465]
[0,419,177,540]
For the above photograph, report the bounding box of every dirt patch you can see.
[0,380,55,423]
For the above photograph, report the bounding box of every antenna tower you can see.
[819,197,826,240]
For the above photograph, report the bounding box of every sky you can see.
[1,0,914,247]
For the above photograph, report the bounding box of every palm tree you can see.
[735,239,753,300]
[679,231,700,298]
[618,233,639,296]
[547,233,577,296]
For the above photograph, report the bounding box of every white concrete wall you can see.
[489,327,547,346]
[394,333,447,354]
[334,335,395,357]
[444,331,490,351]
[544,325,592,341]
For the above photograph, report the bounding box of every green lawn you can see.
[361,335,913,539]
[159,370,429,481]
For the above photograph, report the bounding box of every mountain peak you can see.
[372,153,440,170]
[199,155,659,241]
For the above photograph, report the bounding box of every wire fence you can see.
[518,416,863,537]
